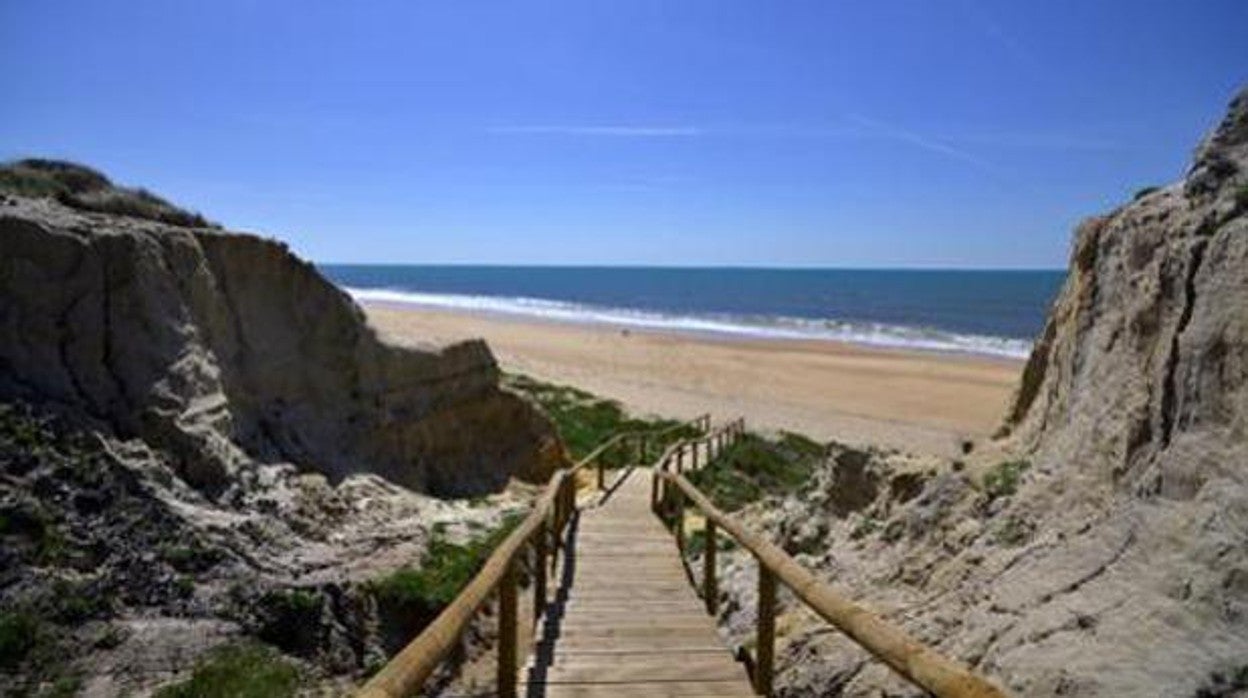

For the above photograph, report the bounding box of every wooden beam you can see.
[659,470,1008,698]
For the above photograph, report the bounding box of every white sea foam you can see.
[345,287,1033,359]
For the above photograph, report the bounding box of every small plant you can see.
[161,542,224,573]
[503,373,695,467]
[0,611,40,669]
[46,578,109,624]
[993,515,1032,547]
[154,642,301,698]
[686,432,818,511]
[982,460,1031,500]
[881,520,906,544]
[369,513,522,610]
[1133,185,1160,201]
[850,516,880,540]
[1236,183,1248,211]
[683,528,737,557]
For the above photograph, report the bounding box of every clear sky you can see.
[2,1,1244,268]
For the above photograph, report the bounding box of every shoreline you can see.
[342,287,1036,360]
[362,301,1025,458]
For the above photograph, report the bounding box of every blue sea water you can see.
[319,266,1065,359]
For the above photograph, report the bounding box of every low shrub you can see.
[686,432,819,511]
[504,373,695,465]
[369,512,523,610]
[982,459,1031,501]
[153,642,301,698]
[0,159,217,228]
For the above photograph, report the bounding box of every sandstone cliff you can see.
[0,179,560,497]
[707,89,1248,697]
[1003,89,1248,498]
[0,163,564,694]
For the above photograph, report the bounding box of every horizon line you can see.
[314,261,1067,273]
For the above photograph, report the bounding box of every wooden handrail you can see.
[357,412,712,698]
[654,446,1008,698]
[357,471,570,698]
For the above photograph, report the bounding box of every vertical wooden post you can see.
[534,522,548,621]
[691,440,699,470]
[755,565,776,697]
[498,561,518,698]
[549,507,559,575]
[597,457,605,490]
[676,446,684,475]
[703,519,717,615]
[653,469,663,514]
[675,490,685,553]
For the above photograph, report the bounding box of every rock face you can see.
[705,89,1248,698]
[0,194,561,497]
[1004,89,1248,496]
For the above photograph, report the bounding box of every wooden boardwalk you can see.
[520,467,755,697]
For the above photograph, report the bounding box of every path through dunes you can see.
[520,468,755,697]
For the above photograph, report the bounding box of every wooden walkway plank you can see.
[519,468,754,697]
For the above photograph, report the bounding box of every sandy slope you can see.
[362,303,1023,457]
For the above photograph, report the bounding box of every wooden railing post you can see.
[650,469,660,512]
[676,445,684,474]
[675,490,685,553]
[534,521,548,621]
[756,564,776,697]
[596,457,605,490]
[703,519,717,615]
[498,561,518,698]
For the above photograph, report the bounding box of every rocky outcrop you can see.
[706,89,1248,698]
[1003,89,1248,496]
[0,193,562,497]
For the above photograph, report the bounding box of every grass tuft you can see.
[686,432,819,512]
[369,513,523,610]
[0,159,217,228]
[504,373,697,465]
[982,459,1030,501]
[153,642,300,698]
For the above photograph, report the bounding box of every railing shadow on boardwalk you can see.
[522,510,580,697]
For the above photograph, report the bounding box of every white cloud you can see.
[487,125,702,137]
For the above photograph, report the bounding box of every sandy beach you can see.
[363,302,1025,457]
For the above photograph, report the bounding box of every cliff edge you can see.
[0,163,561,497]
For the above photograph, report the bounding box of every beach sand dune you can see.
[363,303,1024,457]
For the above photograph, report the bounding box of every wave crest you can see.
[345,287,1032,359]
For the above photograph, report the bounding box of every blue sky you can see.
[2,1,1244,268]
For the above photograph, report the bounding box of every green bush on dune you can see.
[153,642,301,698]
[0,159,217,228]
[687,432,821,512]
[369,513,523,611]
[982,459,1031,501]
[504,373,697,465]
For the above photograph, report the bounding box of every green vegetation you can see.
[0,609,82,695]
[369,513,523,610]
[850,515,881,540]
[1236,183,1248,210]
[504,373,698,465]
[683,527,737,557]
[153,643,301,698]
[261,589,320,618]
[0,611,40,669]
[993,515,1033,547]
[1133,185,1160,200]
[686,432,821,512]
[982,459,1031,501]
[0,159,217,228]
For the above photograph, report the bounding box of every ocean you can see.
[319,266,1065,359]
